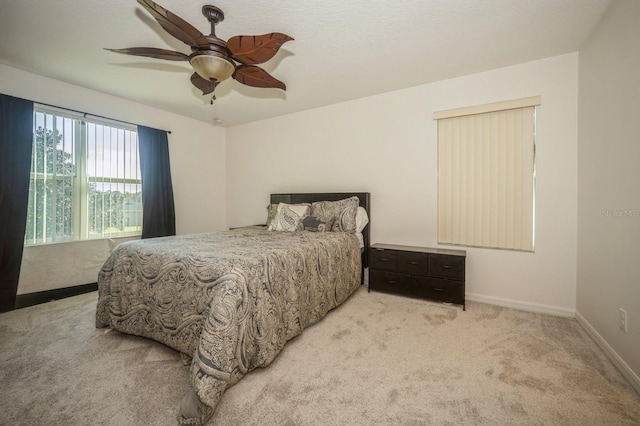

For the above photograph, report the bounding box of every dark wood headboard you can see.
[270,192,371,268]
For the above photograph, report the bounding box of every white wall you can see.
[577,0,640,390]
[227,53,579,316]
[0,63,227,294]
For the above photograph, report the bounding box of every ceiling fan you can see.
[106,0,293,102]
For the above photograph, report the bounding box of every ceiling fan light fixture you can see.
[190,52,235,82]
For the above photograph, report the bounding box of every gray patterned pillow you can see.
[310,196,359,232]
[302,215,335,232]
[266,203,278,228]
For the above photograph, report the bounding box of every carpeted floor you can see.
[1,287,639,425]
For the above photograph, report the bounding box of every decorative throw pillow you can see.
[310,196,359,232]
[268,203,310,232]
[302,215,335,232]
[265,203,278,228]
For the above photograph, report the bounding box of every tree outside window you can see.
[25,109,142,245]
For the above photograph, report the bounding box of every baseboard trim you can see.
[15,283,98,309]
[466,292,575,317]
[575,311,640,395]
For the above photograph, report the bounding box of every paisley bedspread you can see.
[95,226,361,424]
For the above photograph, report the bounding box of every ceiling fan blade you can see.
[190,72,218,95]
[233,65,286,90]
[137,0,209,47]
[105,47,189,61]
[227,33,294,65]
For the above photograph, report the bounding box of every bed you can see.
[95,192,370,425]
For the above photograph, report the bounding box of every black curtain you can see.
[137,125,176,239]
[0,94,34,312]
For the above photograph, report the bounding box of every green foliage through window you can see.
[25,108,142,245]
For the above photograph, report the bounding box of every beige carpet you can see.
[1,287,639,425]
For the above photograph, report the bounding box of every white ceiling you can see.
[0,0,612,127]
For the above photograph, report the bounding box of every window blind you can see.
[26,106,142,245]
[435,99,538,251]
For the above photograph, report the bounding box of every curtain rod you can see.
[35,101,172,134]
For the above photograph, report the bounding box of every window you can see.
[25,106,142,245]
[434,96,539,252]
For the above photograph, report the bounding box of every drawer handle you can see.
[409,261,420,265]
[441,265,453,269]
[432,287,445,292]
[378,258,391,262]
[387,280,397,284]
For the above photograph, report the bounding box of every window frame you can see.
[25,105,142,246]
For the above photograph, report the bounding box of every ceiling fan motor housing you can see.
[188,5,235,82]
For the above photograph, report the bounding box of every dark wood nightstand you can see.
[368,243,466,310]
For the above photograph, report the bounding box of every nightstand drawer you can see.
[369,248,398,271]
[398,251,429,276]
[414,276,464,304]
[369,270,413,295]
[429,254,465,280]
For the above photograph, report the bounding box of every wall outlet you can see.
[619,308,628,333]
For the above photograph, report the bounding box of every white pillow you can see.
[268,203,310,232]
[355,206,369,232]
[355,207,369,249]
